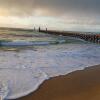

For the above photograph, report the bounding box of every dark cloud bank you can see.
[0,0,100,17]
[0,0,100,30]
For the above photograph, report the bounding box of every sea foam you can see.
[0,43,100,99]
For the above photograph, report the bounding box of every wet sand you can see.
[16,65,100,100]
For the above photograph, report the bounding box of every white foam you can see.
[0,43,100,99]
[1,41,50,46]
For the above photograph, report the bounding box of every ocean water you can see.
[0,29,100,99]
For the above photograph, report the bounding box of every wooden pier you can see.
[40,30,100,44]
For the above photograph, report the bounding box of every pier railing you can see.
[40,30,100,44]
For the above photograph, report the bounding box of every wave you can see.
[0,37,87,47]
[0,43,100,99]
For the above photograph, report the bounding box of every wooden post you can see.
[96,36,99,43]
[46,28,48,33]
[39,27,41,32]
[46,28,47,31]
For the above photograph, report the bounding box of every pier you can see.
[40,29,100,44]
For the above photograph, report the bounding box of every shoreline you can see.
[16,64,100,100]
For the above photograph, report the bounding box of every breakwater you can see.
[40,30,100,44]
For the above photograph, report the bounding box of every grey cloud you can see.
[0,0,100,16]
[0,0,100,23]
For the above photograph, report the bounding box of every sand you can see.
[16,65,100,100]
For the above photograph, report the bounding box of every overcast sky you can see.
[0,0,100,31]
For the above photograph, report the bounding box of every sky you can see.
[0,0,100,32]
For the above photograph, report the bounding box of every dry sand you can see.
[16,65,100,100]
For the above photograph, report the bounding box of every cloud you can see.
[0,0,100,17]
[0,0,100,31]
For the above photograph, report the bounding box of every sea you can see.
[0,28,100,99]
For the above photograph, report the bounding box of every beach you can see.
[0,0,100,99]
[0,43,99,99]
[0,29,100,99]
[16,65,100,100]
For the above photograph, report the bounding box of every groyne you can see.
[40,30,100,44]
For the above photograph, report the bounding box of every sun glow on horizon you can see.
[0,9,9,16]
[0,8,100,32]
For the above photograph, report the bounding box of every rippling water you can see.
[0,29,87,46]
[0,29,100,99]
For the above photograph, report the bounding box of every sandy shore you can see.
[16,65,100,100]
